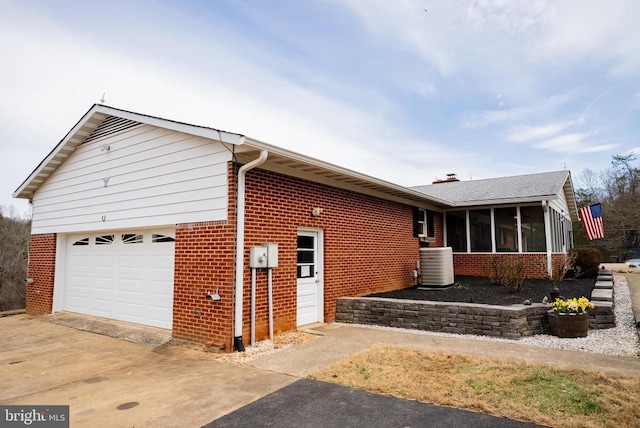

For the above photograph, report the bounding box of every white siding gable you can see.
[549,184,571,220]
[31,124,232,234]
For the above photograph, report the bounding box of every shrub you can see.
[482,255,526,293]
[571,247,601,278]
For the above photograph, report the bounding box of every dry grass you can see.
[311,345,640,428]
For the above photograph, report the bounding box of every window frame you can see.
[416,209,435,239]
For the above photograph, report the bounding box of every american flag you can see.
[579,203,604,240]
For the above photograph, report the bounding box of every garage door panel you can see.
[94,255,116,267]
[64,230,174,329]
[147,306,171,324]
[92,276,115,290]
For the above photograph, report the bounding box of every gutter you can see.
[234,150,268,351]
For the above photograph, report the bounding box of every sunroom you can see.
[411,171,579,278]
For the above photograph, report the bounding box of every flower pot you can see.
[548,311,589,338]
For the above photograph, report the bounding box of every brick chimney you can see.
[432,173,459,184]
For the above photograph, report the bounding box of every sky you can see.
[2,0,639,217]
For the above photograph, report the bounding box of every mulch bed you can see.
[367,276,595,306]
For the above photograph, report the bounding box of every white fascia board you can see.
[447,195,558,209]
[13,104,246,200]
[13,106,105,199]
[95,105,245,145]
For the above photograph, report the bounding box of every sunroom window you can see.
[494,208,518,252]
[446,211,467,252]
[520,206,546,252]
[469,209,491,252]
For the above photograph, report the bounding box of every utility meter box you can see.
[249,246,268,268]
[263,243,278,268]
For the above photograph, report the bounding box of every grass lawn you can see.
[311,345,640,428]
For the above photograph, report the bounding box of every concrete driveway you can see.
[0,314,294,427]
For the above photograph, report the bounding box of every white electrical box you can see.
[249,246,268,268]
[263,243,278,268]
[249,243,279,268]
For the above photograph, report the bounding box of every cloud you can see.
[534,133,618,154]
[532,0,640,74]
[462,94,573,130]
[462,106,532,129]
[505,118,585,143]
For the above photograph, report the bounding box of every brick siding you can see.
[453,253,567,279]
[172,163,426,350]
[26,234,56,315]
[239,166,423,344]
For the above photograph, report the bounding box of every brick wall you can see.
[240,167,423,343]
[26,234,56,315]
[172,220,236,351]
[453,253,567,279]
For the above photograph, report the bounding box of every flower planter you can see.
[547,311,589,338]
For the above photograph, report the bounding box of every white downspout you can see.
[234,150,268,351]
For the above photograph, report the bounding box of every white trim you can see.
[543,201,553,276]
[464,210,471,254]
[297,227,324,325]
[490,208,496,253]
[516,206,523,253]
[52,234,67,312]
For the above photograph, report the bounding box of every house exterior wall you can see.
[171,162,237,350]
[30,124,232,235]
[242,168,422,339]
[172,220,236,350]
[453,253,566,278]
[26,234,56,315]
[170,164,425,350]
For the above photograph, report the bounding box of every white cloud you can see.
[462,106,532,129]
[534,133,618,154]
[532,0,640,74]
[505,118,585,143]
[462,94,573,130]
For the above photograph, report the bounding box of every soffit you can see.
[236,140,449,210]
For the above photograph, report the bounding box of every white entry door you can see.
[297,230,323,326]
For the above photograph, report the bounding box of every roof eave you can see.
[447,195,558,208]
[240,137,451,210]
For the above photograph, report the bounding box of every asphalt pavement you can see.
[206,378,541,428]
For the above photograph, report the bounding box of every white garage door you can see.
[64,229,175,329]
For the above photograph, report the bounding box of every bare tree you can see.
[0,206,30,311]
[575,155,640,260]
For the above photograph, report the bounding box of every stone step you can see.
[594,281,613,289]
[599,269,613,275]
[591,288,613,302]
[592,300,613,309]
[597,275,613,282]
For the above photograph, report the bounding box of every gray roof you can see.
[411,171,577,218]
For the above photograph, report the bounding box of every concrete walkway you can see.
[248,266,640,379]
[248,319,640,379]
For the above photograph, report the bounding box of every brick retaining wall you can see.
[335,297,614,339]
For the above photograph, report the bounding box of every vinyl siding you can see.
[31,124,232,234]
[549,187,571,220]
